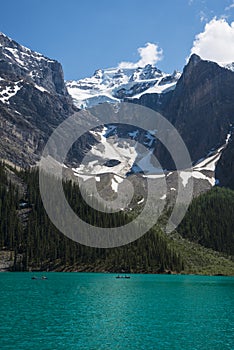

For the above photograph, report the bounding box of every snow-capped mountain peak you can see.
[66,64,181,109]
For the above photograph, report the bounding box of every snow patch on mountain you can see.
[0,80,23,104]
[219,62,234,72]
[34,84,49,93]
[180,131,232,187]
[1,34,54,69]
[73,126,138,177]
[71,126,232,188]
[111,178,119,192]
[71,124,162,178]
[137,197,145,204]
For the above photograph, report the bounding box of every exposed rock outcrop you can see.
[0,33,77,167]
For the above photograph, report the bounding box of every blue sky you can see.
[1,0,234,80]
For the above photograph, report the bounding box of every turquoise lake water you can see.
[0,273,233,350]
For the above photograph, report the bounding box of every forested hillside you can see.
[178,187,234,255]
[0,163,22,250]
[0,162,233,274]
[0,163,183,273]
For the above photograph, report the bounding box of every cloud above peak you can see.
[118,43,163,69]
[190,18,234,65]
[225,1,234,11]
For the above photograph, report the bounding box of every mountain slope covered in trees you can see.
[177,187,234,255]
[0,163,183,273]
[0,162,233,275]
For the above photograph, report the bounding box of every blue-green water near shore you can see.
[0,273,233,350]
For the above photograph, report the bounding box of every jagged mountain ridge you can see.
[0,32,67,95]
[0,32,76,166]
[66,65,181,108]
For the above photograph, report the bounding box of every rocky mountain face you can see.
[216,136,234,190]
[129,55,233,164]
[0,32,76,166]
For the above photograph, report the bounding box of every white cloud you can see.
[190,18,234,64]
[225,1,234,11]
[199,10,208,23]
[118,43,163,69]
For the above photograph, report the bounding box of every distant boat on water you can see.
[31,276,48,280]
[116,275,130,279]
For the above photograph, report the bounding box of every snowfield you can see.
[66,65,181,109]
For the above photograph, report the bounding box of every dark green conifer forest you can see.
[0,162,233,274]
[0,162,183,273]
[177,187,234,255]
